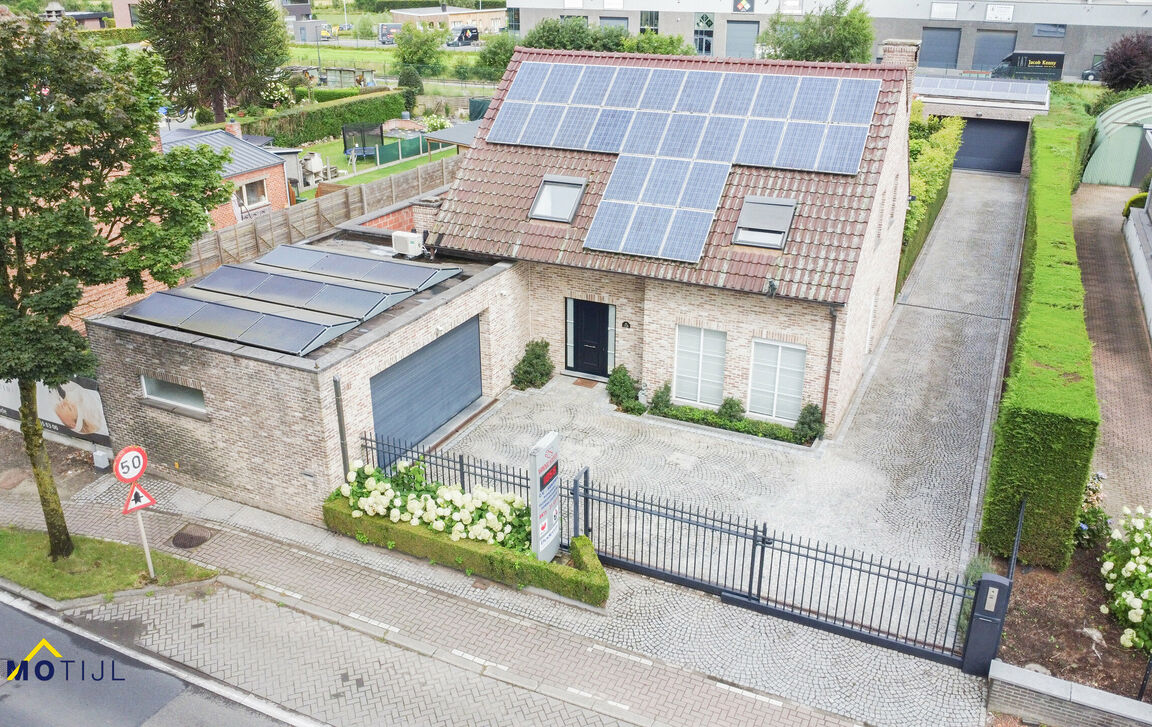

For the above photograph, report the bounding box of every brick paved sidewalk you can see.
[4,481,986,727]
[1073,185,1152,513]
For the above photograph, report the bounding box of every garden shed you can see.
[1083,94,1152,187]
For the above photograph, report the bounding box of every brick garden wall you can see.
[988,659,1152,727]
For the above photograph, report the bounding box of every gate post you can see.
[572,470,583,539]
[961,573,1012,676]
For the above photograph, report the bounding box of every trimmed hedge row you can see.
[355,0,504,10]
[323,497,610,607]
[899,106,964,293]
[78,27,144,46]
[197,92,405,147]
[291,86,362,103]
[978,120,1100,570]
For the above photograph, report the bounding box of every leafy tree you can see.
[394,22,449,76]
[476,32,515,81]
[0,20,230,559]
[759,0,873,64]
[397,64,424,95]
[522,17,592,50]
[137,0,290,123]
[620,32,693,55]
[1101,34,1152,92]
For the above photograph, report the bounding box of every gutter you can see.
[822,305,839,417]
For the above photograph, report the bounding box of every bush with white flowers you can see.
[1100,505,1152,651]
[338,459,532,553]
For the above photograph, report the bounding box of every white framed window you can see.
[748,340,806,422]
[674,325,726,406]
[530,175,586,223]
[235,179,268,208]
[141,376,206,412]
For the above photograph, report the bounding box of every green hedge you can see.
[291,86,362,103]
[323,498,609,606]
[1124,192,1148,218]
[78,27,144,46]
[197,92,405,147]
[899,105,964,293]
[979,121,1100,570]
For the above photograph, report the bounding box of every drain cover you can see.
[172,523,216,549]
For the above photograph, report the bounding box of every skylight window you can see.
[734,197,797,250]
[530,175,586,223]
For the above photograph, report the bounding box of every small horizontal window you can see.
[530,175,586,223]
[1033,23,1065,38]
[142,376,206,412]
[734,197,796,250]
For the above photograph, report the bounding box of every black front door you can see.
[571,299,610,376]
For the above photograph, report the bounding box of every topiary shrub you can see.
[1124,192,1148,218]
[511,340,553,390]
[792,404,826,445]
[194,107,214,125]
[717,397,744,422]
[401,87,418,113]
[649,382,672,415]
[606,365,640,407]
[397,65,424,95]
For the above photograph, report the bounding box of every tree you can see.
[522,17,592,51]
[523,17,693,56]
[137,0,290,123]
[1101,34,1152,91]
[0,20,231,559]
[621,32,694,55]
[394,22,449,77]
[758,0,873,64]
[476,32,515,81]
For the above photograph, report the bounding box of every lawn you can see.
[0,527,215,600]
[289,44,484,80]
[300,136,401,177]
[296,146,457,200]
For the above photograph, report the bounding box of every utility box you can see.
[962,573,1012,676]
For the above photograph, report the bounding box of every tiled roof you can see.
[161,130,285,179]
[432,48,908,305]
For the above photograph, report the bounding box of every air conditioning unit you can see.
[392,231,424,258]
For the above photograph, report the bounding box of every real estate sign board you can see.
[529,431,561,562]
[0,376,111,447]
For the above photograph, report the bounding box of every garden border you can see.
[988,659,1152,727]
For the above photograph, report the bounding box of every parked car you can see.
[378,22,402,45]
[989,51,1064,81]
[446,26,479,47]
[1082,59,1104,82]
[319,23,334,41]
[338,23,353,31]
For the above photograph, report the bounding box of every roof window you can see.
[530,175,586,223]
[734,197,797,250]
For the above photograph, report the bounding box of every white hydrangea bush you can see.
[338,459,532,553]
[1101,505,1152,651]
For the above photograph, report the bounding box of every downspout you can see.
[333,376,350,476]
[822,306,838,417]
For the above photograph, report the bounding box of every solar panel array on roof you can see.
[913,75,1049,103]
[487,61,882,265]
[122,245,463,356]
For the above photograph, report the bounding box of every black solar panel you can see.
[125,292,204,327]
[182,301,261,339]
[236,315,324,355]
[197,265,268,296]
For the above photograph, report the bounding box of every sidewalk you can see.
[2,476,986,727]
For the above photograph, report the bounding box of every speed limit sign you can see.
[113,446,148,483]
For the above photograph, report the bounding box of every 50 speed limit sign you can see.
[113,446,148,483]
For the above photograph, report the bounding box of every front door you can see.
[571,299,610,377]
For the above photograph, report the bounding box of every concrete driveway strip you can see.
[443,171,1027,572]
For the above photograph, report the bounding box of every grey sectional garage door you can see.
[973,30,1017,71]
[726,21,759,59]
[371,316,482,449]
[921,28,961,69]
[954,119,1029,173]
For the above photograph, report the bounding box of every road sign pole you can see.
[135,507,155,579]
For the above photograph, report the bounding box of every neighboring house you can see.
[505,0,1144,78]
[161,124,291,228]
[86,46,915,521]
[391,5,506,34]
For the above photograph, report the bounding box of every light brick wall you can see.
[88,322,329,521]
[209,165,289,230]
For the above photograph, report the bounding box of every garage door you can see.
[726,20,759,59]
[921,27,961,69]
[954,119,1029,173]
[973,30,1016,71]
[370,316,482,449]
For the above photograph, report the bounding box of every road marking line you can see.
[588,643,653,666]
[347,612,399,633]
[450,648,508,670]
[716,682,784,706]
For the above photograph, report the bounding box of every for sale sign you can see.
[529,431,561,562]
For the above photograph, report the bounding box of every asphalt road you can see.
[0,603,283,727]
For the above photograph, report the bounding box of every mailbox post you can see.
[962,573,1012,676]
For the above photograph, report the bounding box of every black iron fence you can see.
[364,434,977,666]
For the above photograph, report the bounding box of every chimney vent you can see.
[224,119,243,139]
[880,39,920,108]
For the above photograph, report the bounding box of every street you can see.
[0,603,282,727]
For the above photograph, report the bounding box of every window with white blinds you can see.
[748,341,806,421]
[674,325,726,406]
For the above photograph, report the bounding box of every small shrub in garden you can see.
[606,365,640,406]
[717,397,744,422]
[1075,472,1110,549]
[1124,192,1148,218]
[620,399,646,415]
[511,340,553,389]
[792,404,826,444]
[649,382,672,415]
[1100,505,1152,651]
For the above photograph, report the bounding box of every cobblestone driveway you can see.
[443,171,1026,571]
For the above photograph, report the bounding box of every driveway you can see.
[443,171,1026,571]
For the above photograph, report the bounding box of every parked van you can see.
[990,51,1064,81]
[378,22,402,45]
[447,26,479,47]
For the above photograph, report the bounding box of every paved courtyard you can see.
[1073,184,1152,514]
[442,171,1025,572]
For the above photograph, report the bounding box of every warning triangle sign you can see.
[122,481,157,515]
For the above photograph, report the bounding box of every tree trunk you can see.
[212,90,226,124]
[18,379,74,560]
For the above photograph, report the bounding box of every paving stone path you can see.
[1073,184,1152,514]
[442,171,1026,572]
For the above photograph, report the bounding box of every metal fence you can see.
[364,434,977,666]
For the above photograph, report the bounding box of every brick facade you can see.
[988,660,1152,727]
[362,207,416,232]
[209,164,290,230]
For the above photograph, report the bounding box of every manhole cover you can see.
[172,523,216,549]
